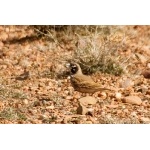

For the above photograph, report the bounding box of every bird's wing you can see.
[72,74,98,87]
[72,74,110,91]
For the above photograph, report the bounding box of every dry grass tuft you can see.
[35,25,132,76]
[70,26,131,75]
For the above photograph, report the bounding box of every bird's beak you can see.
[65,63,71,68]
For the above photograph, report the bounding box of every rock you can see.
[0,41,4,49]
[131,111,137,117]
[78,96,97,106]
[140,117,150,123]
[120,78,134,88]
[63,100,70,106]
[122,96,142,105]
[106,104,118,108]
[1,32,8,41]
[5,27,9,33]
[56,87,62,92]
[66,96,73,100]
[63,118,68,124]
[143,46,150,56]
[142,100,148,106]
[74,93,81,99]
[46,105,54,109]
[64,90,69,95]
[141,70,150,79]
[67,86,74,95]
[87,108,94,112]
[28,109,38,115]
[147,63,150,68]
[115,92,122,100]
[85,121,92,124]
[33,101,41,107]
[98,92,107,99]
[137,86,148,94]
[123,109,129,113]
[23,99,29,105]
[77,102,94,115]
[77,103,88,115]
[39,114,48,120]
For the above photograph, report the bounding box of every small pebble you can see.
[23,99,29,105]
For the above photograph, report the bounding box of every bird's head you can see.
[66,62,82,75]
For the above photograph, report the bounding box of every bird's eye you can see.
[71,66,78,74]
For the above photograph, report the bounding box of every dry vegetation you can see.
[0,25,150,124]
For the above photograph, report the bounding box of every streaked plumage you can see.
[66,63,111,93]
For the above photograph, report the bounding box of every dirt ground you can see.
[0,25,150,124]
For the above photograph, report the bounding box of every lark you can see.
[66,63,111,93]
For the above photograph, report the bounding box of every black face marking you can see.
[70,64,78,74]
